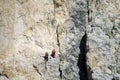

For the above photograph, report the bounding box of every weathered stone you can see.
[0,0,120,80]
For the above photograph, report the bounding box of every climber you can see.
[44,52,49,62]
[51,49,56,58]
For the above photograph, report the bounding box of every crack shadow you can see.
[0,73,8,78]
[77,33,92,80]
[33,64,42,76]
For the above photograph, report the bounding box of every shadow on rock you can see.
[77,32,93,80]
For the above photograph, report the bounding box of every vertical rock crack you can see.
[77,33,92,80]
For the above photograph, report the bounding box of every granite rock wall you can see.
[0,0,120,80]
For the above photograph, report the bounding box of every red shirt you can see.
[51,49,56,58]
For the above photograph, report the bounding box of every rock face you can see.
[0,0,120,80]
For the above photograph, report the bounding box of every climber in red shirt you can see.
[51,49,56,58]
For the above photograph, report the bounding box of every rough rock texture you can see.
[87,0,120,80]
[0,0,120,80]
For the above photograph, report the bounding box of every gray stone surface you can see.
[0,0,120,80]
